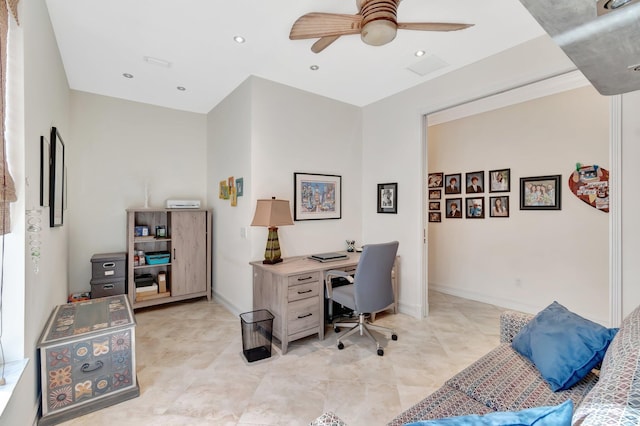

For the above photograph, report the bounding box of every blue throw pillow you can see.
[404,400,573,425]
[511,301,618,392]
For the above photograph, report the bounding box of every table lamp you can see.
[251,197,294,264]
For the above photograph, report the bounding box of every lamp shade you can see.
[250,198,294,227]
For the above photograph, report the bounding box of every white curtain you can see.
[0,0,19,235]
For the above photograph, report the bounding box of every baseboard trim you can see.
[212,291,242,317]
[429,285,609,326]
[397,301,421,319]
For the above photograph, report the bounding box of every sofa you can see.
[311,303,640,425]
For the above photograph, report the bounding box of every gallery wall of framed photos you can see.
[428,169,514,221]
[424,84,610,325]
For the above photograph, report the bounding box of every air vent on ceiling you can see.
[407,54,449,77]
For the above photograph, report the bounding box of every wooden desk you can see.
[250,252,398,354]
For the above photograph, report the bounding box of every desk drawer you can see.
[288,296,320,336]
[288,282,319,302]
[288,272,320,286]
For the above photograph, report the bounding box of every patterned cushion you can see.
[572,404,640,425]
[572,305,640,424]
[445,343,598,412]
[309,411,347,426]
[387,385,494,426]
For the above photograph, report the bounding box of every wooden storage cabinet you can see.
[126,208,212,309]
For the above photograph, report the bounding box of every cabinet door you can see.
[171,211,207,296]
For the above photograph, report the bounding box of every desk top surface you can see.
[250,251,361,275]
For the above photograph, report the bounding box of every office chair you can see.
[324,241,399,356]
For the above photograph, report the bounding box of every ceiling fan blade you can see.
[311,36,341,53]
[290,13,362,40]
[397,22,474,31]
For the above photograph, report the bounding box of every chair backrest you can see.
[353,241,399,313]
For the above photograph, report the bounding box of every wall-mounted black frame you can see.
[294,172,342,220]
[520,174,562,211]
[377,182,398,214]
[50,127,65,227]
[40,135,50,207]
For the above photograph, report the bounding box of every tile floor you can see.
[60,291,506,426]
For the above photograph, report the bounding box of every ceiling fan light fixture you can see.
[361,20,397,46]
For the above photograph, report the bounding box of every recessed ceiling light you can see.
[310,65,319,71]
[123,73,134,78]
[177,86,186,91]
[415,50,426,57]
[234,35,246,43]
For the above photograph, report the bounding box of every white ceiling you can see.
[45,0,547,114]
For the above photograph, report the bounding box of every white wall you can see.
[1,0,71,423]
[207,76,363,314]
[621,90,640,316]
[362,35,577,318]
[68,91,207,293]
[207,78,253,313]
[427,86,609,324]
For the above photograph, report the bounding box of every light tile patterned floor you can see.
[60,291,505,425]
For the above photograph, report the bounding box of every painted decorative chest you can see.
[37,294,139,425]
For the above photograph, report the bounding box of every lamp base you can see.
[262,226,283,265]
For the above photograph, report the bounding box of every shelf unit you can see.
[126,208,212,309]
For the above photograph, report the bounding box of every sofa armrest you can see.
[500,310,534,343]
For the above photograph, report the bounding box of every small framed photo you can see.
[428,189,441,200]
[428,212,442,223]
[445,198,463,218]
[236,177,244,196]
[520,175,562,210]
[377,182,398,214]
[429,201,440,211]
[466,197,485,218]
[428,172,443,188]
[444,173,462,195]
[465,171,485,194]
[489,169,510,193]
[489,196,509,218]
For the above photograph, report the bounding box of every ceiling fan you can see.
[289,0,474,53]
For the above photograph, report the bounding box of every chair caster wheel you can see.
[377,348,384,356]
[334,327,341,333]
[392,334,398,341]
[338,342,344,350]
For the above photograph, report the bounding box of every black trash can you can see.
[240,309,274,362]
